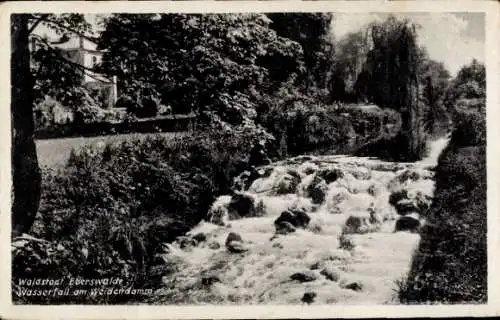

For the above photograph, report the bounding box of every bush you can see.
[451,109,486,147]
[355,120,427,162]
[14,121,265,304]
[116,94,159,119]
[34,97,62,128]
[258,90,400,157]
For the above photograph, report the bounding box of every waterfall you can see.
[159,137,451,305]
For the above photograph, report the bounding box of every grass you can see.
[36,132,188,169]
[398,109,487,304]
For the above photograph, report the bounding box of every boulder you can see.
[207,195,231,226]
[178,236,198,250]
[389,189,409,207]
[344,281,363,291]
[236,166,274,191]
[275,221,297,235]
[225,232,248,253]
[290,270,318,282]
[208,241,221,250]
[272,242,283,249]
[201,275,221,286]
[338,234,355,250]
[192,232,207,243]
[394,199,420,215]
[320,267,340,282]
[317,167,344,184]
[395,216,421,233]
[342,215,371,234]
[301,291,317,304]
[225,232,243,244]
[275,171,301,195]
[397,169,421,183]
[274,209,311,230]
[306,175,328,204]
[228,193,263,219]
[233,170,258,191]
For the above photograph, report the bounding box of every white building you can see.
[31,35,118,109]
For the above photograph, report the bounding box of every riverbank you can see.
[398,111,487,303]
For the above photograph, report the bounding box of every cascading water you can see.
[158,136,450,305]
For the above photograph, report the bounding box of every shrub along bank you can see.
[398,108,486,303]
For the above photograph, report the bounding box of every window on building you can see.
[92,56,97,68]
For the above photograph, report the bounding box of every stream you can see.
[157,136,450,305]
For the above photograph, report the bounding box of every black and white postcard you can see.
[1,1,499,319]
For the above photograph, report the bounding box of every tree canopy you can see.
[98,13,304,118]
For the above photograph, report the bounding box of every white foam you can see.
[161,137,450,305]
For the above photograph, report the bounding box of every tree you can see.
[331,30,372,102]
[267,13,335,95]
[11,14,92,235]
[355,16,424,160]
[445,59,485,113]
[416,48,451,133]
[98,13,304,118]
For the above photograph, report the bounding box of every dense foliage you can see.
[98,13,304,118]
[29,14,110,125]
[14,120,268,303]
[267,13,335,94]
[399,60,487,303]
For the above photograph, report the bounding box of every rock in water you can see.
[290,271,318,282]
[275,221,297,235]
[201,275,221,287]
[394,199,420,215]
[178,236,198,250]
[342,215,371,234]
[301,291,317,304]
[192,232,207,243]
[395,216,421,232]
[208,241,221,250]
[306,175,328,204]
[226,232,243,244]
[317,167,343,183]
[320,267,340,282]
[225,232,248,253]
[207,195,231,226]
[344,281,363,291]
[274,209,311,230]
[272,242,283,249]
[275,171,301,195]
[228,193,257,219]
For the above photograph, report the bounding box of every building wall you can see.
[83,51,103,83]
[32,35,118,109]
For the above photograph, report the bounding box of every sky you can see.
[332,12,485,76]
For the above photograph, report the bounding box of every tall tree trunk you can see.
[11,14,41,236]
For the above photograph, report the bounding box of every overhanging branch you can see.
[28,14,50,35]
[31,34,114,84]
[29,16,99,43]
